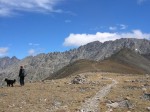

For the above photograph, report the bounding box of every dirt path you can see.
[79,78,118,112]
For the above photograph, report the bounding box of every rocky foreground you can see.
[0,72,150,112]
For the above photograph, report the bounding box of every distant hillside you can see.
[46,48,150,80]
[109,48,150,73]
[45,59,99,79]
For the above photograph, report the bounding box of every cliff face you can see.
[1,38,150,85]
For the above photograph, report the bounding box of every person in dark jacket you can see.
[19,66,26,86]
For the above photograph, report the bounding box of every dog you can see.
[5,78,16,87]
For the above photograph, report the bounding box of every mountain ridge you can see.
[46,48,150,80]
[1,38,150,85]
[0,56,20,70]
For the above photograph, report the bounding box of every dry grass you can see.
[0,72,111,112]
[0,73,149,112]
[99,73,150,112]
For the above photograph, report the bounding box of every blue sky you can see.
[0,0,150,59]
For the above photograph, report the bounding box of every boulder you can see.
[71,75,86,84]
[118,100,133,109]
[106,102,119,108]
[143,93,150,100]
[146,107,150,111]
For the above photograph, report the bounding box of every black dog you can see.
[5,78,16,87]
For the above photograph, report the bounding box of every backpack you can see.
[20,69,27,77]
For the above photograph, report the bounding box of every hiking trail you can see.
[79,77,118,112]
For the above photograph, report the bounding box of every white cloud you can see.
[28,48,44,56]
[28,49,36,56]
[119,24,128,30]
[29,43,40,46]
[0,8,11,16]
[63,30,150,47]
[0,47,9,56]
[137,0,147,4]
[0,0,63,16]
[109,24,128,31]
[109,26,117,31]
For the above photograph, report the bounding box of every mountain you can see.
[1,38,150,85]
[46,48,150,80]
[0,56,20,70]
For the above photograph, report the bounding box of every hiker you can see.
[19,66,26,86]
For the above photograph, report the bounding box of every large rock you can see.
[146,107,150,111]
[118,100,133,108]
[143,93,150,100]
[71,75,86,84]
[106,102,119,108]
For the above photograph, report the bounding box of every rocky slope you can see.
[1,38,150,85]
[0,56,20,70]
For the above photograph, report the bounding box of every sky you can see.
[0,0,150,59]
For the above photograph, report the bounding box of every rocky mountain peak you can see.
[0,56,20,70]
[1,38,150,85]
